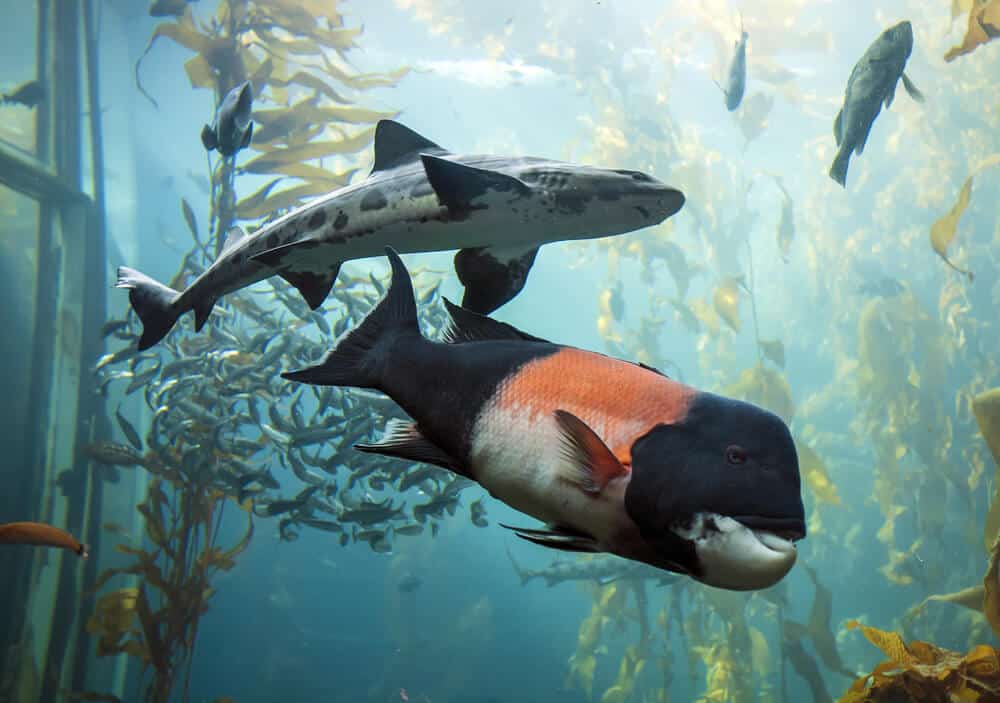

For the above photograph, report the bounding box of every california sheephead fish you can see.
[117,119,684,351]
[829,21,924,187]
[720,22,748,111]
[200,80,254,158]
[283,248,805,592]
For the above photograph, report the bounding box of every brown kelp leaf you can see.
[270,70,353,104]
[953,0,976,21]
[917,584,986,614]
[136,16,227,107]
[247,57,274,94]
[183,54,215,90]
[759,339,785,368]
[929,175,975,280]
[236,182,324,220]
[974,389,1000,470]
[803,566,854,677]
[845,621,915,665]
[180,198,198,242]
[984,536,1000,640]
[796,443,841,506]
[241,129,375,173]
[712,276,744,333]
[782,634,831,703]
[233,178,283,218]
[945,0,1000,61]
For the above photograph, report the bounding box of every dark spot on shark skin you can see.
[266,232,279,248]
[334,211,348,230]
[307,209,326,230]
[281,222,299,242]
[555,191,591,215]
[635,205,650,218]
[360,189,388,211]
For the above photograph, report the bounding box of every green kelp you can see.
[839,621,1000,703]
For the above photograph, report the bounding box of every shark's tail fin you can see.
[115,267,182,351]
[828,148,850,188]
[282,247,419,389]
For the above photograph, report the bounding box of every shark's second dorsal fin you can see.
[371,120,447,173]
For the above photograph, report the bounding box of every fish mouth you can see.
[732,515,806,543]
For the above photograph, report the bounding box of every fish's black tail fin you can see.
[115,267,182,351]
[828,148,850,187]
[282,247,419,389]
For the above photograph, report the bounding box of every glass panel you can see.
[0,2,39,156]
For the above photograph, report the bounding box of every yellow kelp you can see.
[929,156,1000,281]
[839,621,1000,702]
[945,0,1000,61]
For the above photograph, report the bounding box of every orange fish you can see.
[0,521,88,557]
[284,249,805,592]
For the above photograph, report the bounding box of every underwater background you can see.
[1,0,1000,702]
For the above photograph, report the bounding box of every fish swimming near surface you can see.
[118,119,684,350]
[282,248,806,592]
[1,80,44,108]
[0,521,88,557]
[201,80,254,158]
[718,20,748,111]
[829,20,924,187]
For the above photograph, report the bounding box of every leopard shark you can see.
[117,120,685,350]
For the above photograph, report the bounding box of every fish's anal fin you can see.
[454,244,540,315]
[371,120,447,173]
[221,226,248,254]
[901,73,924,103]
[200,124,217,152]
[554,410,627,494]
[279,267,340,310]
[500,522,601,554]
[356,419,459,471]
[421,154,531,211]
[441,297,549,344]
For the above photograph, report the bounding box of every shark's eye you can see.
[725,445,748,465]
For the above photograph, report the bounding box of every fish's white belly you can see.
[468,401,628,545]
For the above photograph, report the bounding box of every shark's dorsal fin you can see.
[371,120,447,173]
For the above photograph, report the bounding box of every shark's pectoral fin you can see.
[279,266,340,310]
[421,154,531,211]
[355,419,460,472]
[454,244,540,315]
[901,73,924,103]
[193,297,217,332]
[200,124,217,152]
[500,523,601,554]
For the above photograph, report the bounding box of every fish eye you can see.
[725,445,748,465]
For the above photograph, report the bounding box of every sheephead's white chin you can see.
[676,513,798,591]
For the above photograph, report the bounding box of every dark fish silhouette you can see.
[201,81,254,158]
[2,80,44,108]
[830,21,924,187]
[720,22,748,111]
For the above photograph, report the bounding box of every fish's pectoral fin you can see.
[355,419,461,472]
[200,124,217,152]
[441,297,550,344]
[279,267,340,310]
[454,244,539,315]
[249,238,322,268]
[553,410,628,494]
[500,523,601,554]
[241,121,254,148]
[832,108,843,146]
[370,120,448,174]
[421,154,531,211]
[901,73,924,103]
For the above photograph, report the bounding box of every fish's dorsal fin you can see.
[371,120,447,173]
[221,226,248,253]
[554,409,628,494]
[441,297,550,344]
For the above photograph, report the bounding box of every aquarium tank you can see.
[1,1,1000,702]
